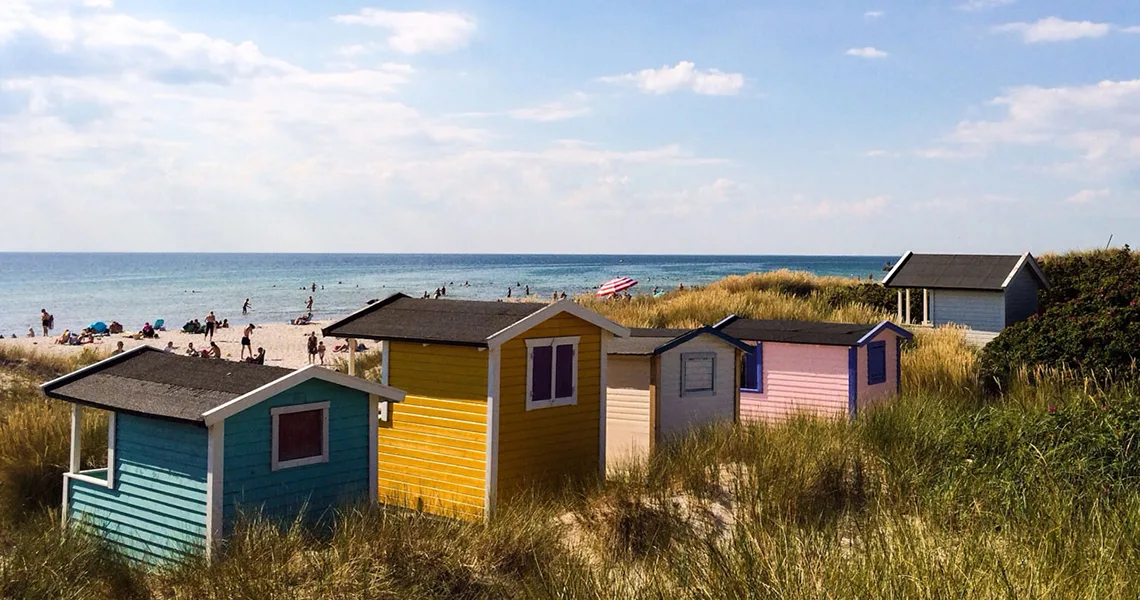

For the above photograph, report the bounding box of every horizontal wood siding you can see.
[382,341,487,520]
[931,289,1005,333]
[739,342,849,423]
[222,379,372,530]
[68,413,207,565]
[1004,265,1040,326]
[497,313,602,500]
[856,330,901,412]
[605,356,652,466]
[657,336,738,440]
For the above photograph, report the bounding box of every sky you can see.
[0,0,1137,255]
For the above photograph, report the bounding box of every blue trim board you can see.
[847,347,858,420]
[654,325,752,355]
[896,337,902,396]
[856,320,913,346]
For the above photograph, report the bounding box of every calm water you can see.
[0,254,894,335]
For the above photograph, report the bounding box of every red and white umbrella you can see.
[597,277,638,297]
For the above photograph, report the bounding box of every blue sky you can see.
[1,0,1137,254]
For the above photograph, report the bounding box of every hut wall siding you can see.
[1004,265,1041,326]
[657,336,738,440]
[497,313,602,500]
[382,341,488,520]
[222,379,371,528]
[855,329,901,412]
[930,289,1005,333]
[67,413,208,565]
[605,355,652,466]
[739,342,850,423]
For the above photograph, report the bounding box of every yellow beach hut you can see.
[323,294,629,520]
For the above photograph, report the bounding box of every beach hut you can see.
[42,346,405,565]
[605,327,752,464]
[714,318,912,423]
[322,293,629,521]
[882,252,1050,344]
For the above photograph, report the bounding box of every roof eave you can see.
[40,345,154,395]
[653,326,752,355]
[880,251,914,287]
[485,300,630,348]
[320,292,410,339]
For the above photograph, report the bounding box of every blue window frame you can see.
[740,343,763,392]
[867,340,887,385]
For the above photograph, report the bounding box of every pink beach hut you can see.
[713,317,912,423]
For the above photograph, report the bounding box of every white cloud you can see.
[846,47,889,59]
[1123,26,1140,34]
[600,61,744,96]
[83,0,113,7]
[956,0,1015,12]
[861,149,897,158]
[331,9,475,54]
[1065,189,1110,203]
[508,102,590,122]
[864,11,884,21]
[993,17,1112,43]
[803,195,889,218]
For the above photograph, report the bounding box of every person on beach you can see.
[209,341,222,359]
[311,282,317,293]
[26,328,34,338]
[111,341,125,356]
[204,311,217,340]
[307,332,318,365]
[506,287,512,298]
[41,309,53,337]
[306,296,314,311]
[317,341,326,365]
[185,342,197,357]
[525,285,530,296]
[242,298,251,315]
[241,323,254,359]
[164,341,176,353]
[253,347,266,365]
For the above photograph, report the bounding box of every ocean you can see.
[0,254,894,336]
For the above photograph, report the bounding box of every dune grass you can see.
[1,269,1138,598]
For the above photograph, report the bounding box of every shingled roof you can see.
[881,252,1049,291]
[609,326,753,356]
[322,293,629,347]
[714,318,909,347]
[41,346,405,425]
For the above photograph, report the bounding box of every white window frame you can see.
[680,352,717,398]
[66,407,116,489]
[525,336,579,411]
[271,401,330,471]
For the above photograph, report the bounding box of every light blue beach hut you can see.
[42,346,404,564]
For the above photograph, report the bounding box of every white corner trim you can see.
[598,333,608,479]
[379,340,391,422]
[205,420,225,559]
[524,337,579,411]
[69,404,82,474]
[881,251,913,286]
[60,472,70,528]
[484,346,501,521]
[368,394,378,504]
[270,401,331,471]
[106,412,116,489]
[486,300,630,349]
[66,471,113,488]
[202,365,404,425]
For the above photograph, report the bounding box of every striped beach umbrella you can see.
[596,277,638,297]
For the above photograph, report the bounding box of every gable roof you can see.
[323,293,629,348]
[881,252,1050,291]
[714,317,910,347]
[41,346,404,425]
[610,327,752,356]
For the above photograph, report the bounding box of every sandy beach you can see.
[0,320,360,370]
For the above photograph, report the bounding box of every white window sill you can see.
[273,454,328,471]
[66,470,112,489]
[526,395,577,411]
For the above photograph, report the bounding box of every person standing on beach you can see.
[241,323,255,359]
[204,311,217,341]
[311,282,317,293]
[317,341,326,365]
[111,341,125,356]
[306,296,314,311]
[40,309,53,337]
[242,299,251,315]
[307,332,318,365]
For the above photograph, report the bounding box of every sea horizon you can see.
[0,253,896,336]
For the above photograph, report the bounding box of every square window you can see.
[272,402,329,470]
[681,353,716,397]
[526,336,579,410]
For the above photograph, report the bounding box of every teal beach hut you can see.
[41,346,404,564]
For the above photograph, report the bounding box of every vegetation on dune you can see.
[981,247,1140,387]
[2,257,1140,598]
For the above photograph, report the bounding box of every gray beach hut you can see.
[882,252,1050,342]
